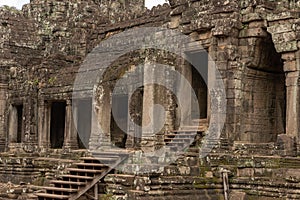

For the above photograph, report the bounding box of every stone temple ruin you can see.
[1,0,300,199]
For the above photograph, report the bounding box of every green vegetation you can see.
[0,5,20,14]
[101,193,117,200]
[48,77,57,85]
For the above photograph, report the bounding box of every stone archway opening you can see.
[241,33,286,143]
[95,50,147,150]
[8,104,24,144]
[185,50,209,121]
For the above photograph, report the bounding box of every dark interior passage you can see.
[50,102,66,149]
[111,94,128,148]
[187,50,208,119]
[192,65,208,119]
[16,105,23,143]
[77,99,92,149]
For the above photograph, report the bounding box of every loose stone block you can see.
[267,24,293,34]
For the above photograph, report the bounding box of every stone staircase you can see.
[164,119,208,150]
[35,151,128,200]
[35,119,207,200]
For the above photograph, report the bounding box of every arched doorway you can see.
[240,33,286,143]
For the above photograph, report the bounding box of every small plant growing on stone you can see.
[101,193,117,200]
[48,77,56,85]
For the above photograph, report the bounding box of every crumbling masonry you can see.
[1,0,300,199]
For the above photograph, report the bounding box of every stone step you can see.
[50,180,86,186]
[66,168,104,174]
[233,142,275,150]
[166,142,191,147]
[165,133,197,138]
[164,138,194,143]
[35,193,69,199]
[61,174,94,181]
[79,157,102,162]
[174,127,207,132]
[96,157,120,164]
[164,135,195,141]
[43,186,78,193]
[91,153,121,158]
[128,189,219,197]
[36,153,127,200]
[92,151,129,157]
[192,118,208,123]
[80,157,119,163]
[34,157,74,163]
[75,163,109,169]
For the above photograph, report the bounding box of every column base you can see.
[89,132,112,151]
[140,136,156,153]
[63,140,79,150]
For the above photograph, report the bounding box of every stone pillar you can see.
[176,58,193,126]
[282,51,300,155]
[125,84,136,149]
[38,100,50,151]
[91,84,112,150]
[141,61,156,152]
[8,105,18,145]
[0,83,7,151]
[63,100,78,149]
[126,70,144,150]
[285,71,300,137]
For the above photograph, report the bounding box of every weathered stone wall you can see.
[1,0,300,199]
[104,147,300,199]
[0,150,87,185]
[99,0,300,199]
[240,68,285,143]
[0,6,42,151]
[1,0,299,153]
[2,0,170,151]
[238,0,300,146]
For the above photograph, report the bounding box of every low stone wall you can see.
[0,150,88,199]
[0,150,87,185]
[103,145,300,200]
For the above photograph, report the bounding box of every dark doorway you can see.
[240,33,286,143]
[77,99,92,149]
[111,94,128,148]
[50,102,66,149]
[16,105,23,143]
[187,50,208,119]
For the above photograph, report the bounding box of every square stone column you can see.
[126,82,143,150]
[38,100,50,151]
[0,83,7,151]
[285,73,300,155]
[63,100,78,149]
[284,51,300,154]
[91,84,113,151]
[141,61,156,152]
[8,105,18,145]
[285,72,300,137]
